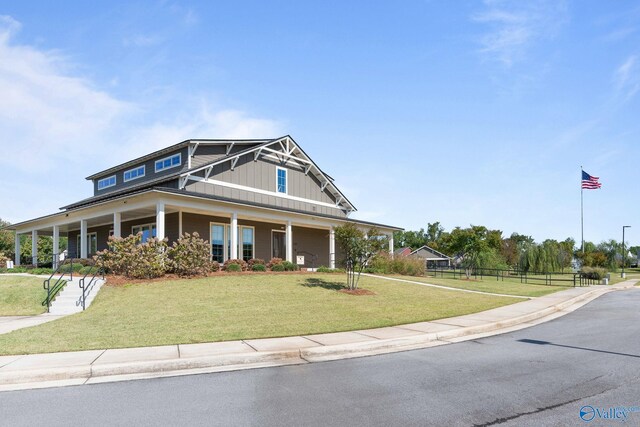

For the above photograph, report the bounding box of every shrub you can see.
[370,254,425,276]
[96,233,168,279]
[282,261,299,271]
[167,232,211,277]
[266,257,283,270]
[581,266,607,280]
[251,263,267,272]
[226,263,242,272]
[248,258,265,268]
[0,251,9,267]
[59,262,86,273]
[223,259,248,271]
[211,261,220,273]
[78,266,95,276]
[271,263,286,272]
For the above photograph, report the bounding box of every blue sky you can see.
[0,1,638,246]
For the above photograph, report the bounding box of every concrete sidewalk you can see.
[0,279,637,392]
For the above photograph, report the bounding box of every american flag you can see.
[582,170,601,189]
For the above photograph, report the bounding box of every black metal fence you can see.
[428,267,600,287]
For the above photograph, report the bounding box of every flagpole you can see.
[581,166,584,252]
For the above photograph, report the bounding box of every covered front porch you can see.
[13,190,397,270]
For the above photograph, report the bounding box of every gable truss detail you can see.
[179,136,356,213]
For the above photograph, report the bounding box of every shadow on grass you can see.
[301,278,346,291]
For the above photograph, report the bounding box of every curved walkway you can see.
[0,279,636,391]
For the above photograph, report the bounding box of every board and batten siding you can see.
[92,147,189,196]
[185,153,347,218]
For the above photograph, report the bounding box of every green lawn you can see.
[384,274,571,297]
[0,276,47,316]
[0,273,519,355]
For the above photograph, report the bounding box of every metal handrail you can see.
[78,256,105,311]
[42,257,74,312]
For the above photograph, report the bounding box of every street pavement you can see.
[1,287,638,426]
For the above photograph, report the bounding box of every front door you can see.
[272,230,286,259]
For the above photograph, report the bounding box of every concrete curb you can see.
[1,282,636,391]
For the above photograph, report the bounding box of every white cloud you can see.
[0,16,283,224]
[472,0,568,67]
[613,55,639,100]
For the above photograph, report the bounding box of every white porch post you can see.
[329,227,336,269]
[52,226,60,268]
[286,220,293,263]
[389,234,394,258]
[80,220,88,259]
[156,202,165,241]
[14,232,21,266]
[178,210,183,237]
[113,212,121,238]
[230,212,238,259]
[31,230,38,266]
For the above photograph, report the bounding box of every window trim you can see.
[239,225,255,261]
[131,223,157,242]
[210,222,228,263]
[155,153,182,173]
[123,165,146,183]
[97,175,116,191]
[76,232,97,256]
[276,166,287,194]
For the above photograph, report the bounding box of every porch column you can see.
[31,230,38,266]
[80,219,88,259]
[286,220,293,263]
[178,211,183,237]
[113,212,121,238]
[230,212,238,259]
[329,227,336,269]
[52,226,60,268]
[389,234,394,258]
[14,232,20,266]
[156,202,165,240]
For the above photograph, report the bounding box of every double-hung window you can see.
[276,167,287,194]
[97,175,116,190]
[76,233,97,256]
[155,153,181,172]
[210,223,255,262]
[124,165,145,182]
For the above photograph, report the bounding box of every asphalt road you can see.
[1,289,639,427]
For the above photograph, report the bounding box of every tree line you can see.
[394,222,637,273]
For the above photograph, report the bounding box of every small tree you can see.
[334,224,385,290]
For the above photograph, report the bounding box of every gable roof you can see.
[178,135,356,213]
[409,245,452,259]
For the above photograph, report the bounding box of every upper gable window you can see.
[155,153,181,172]
[123,165,145,182]
[276,167,287,194]
[97,175,116,190]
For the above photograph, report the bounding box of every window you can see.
[211,224,225,263]
[276,167,287,194]
[210,223,255,262]
[97,175,116,190]
[132,224,156,242]
[241,227,254,261]
[123,165,145,182]
[76,233,97,256]
[155,153,182,172]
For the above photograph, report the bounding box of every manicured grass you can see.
[0,276,47,316]
[0,273,518,355]
[384,274,570,297]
